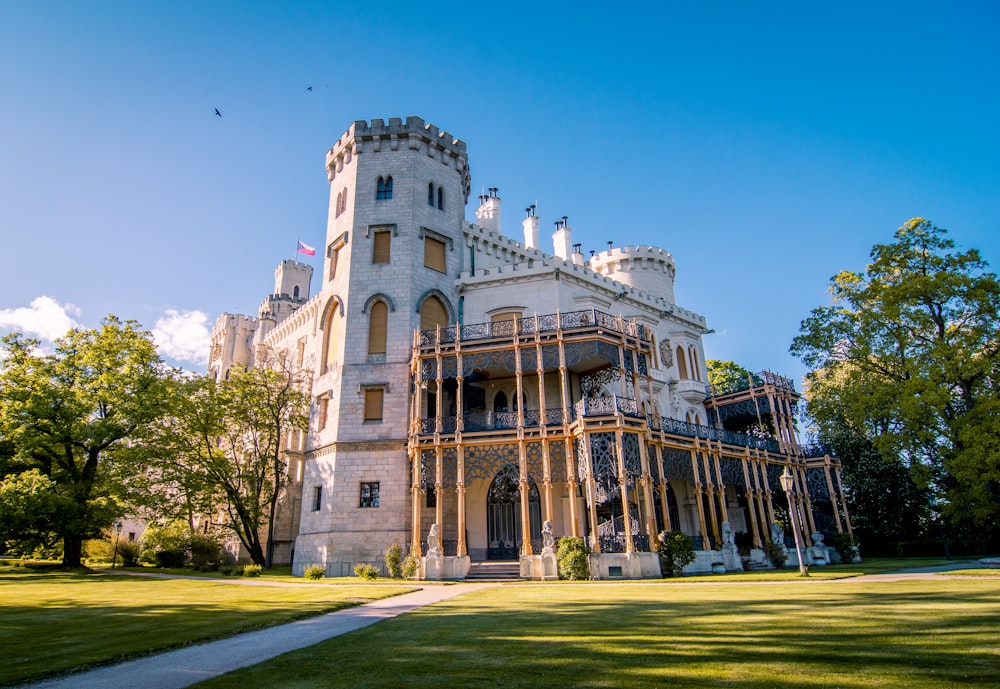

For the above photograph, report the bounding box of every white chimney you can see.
[552,216,572,260]
[522,205,539,249]
[476,187,502,234]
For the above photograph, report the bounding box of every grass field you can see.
[3,558,997,688]
[0,568,414,685]
[190,578,1000,689]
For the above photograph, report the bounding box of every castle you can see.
[208,116,853,578]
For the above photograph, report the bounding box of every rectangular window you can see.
[372,231,391,264]
[360,481,380,508]
[327,232,348,282]
[318,395,329,430]
[424,236,446,273]
[364,388,384,422]
[312,485,322,511]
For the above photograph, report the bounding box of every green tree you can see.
[0,318,168,566]
[146,353,310,567]
[791,219,1000,548]
[706,359,756,395]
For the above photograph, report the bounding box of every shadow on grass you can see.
[192,581,1000,689]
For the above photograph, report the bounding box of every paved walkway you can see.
[20,583,496,689]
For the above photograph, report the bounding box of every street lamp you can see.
[111,520,123,569]
[779,467,808,576]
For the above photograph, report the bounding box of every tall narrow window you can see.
[368,301,388,356]
[293,286,300,298]
[676,345,688,379]
[321,302,340,374]
[428,182,435,206]
[317,394,330,430]
[376,176,393,200]
[328,245,340,281]
[364,388,384,422]
[689,348,701,381]
[420,296,449,331]
[312,486,322,511]
[335,191,343,218]
[372,231,391,264]
[339,188,348,214]
[360,482,380,508]
[424,236,446,273]
[437,186,444,210]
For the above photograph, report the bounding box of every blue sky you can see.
[1,1,997,390]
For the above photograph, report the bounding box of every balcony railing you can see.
[414,400,826,459]
[418,308,648,347]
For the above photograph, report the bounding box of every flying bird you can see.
[307,86,313,91]
[214,108,222,117]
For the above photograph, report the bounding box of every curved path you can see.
[19,583,497,689]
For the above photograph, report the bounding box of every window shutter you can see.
[424,236,446,273]
[372,232,391,264]
[420,297,448,331]
[368,302,387,354]
[364,389,384,421]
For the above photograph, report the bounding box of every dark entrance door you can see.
[486,464,541,560]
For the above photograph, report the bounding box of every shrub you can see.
[764,540,787,568]
[384,543,403,578]
[154,549,188,568]
[657,531,696,577]
[555,537,591,580]
[242,564,262,577]
[218,565,234,575]
[304,565,325,580]
[401,554,419,579]
[353,563,379,580]
[115,540,142,567]
[189,534,223,569]
[229,565,244,576]
[829,532,859,563]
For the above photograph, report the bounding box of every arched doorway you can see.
[486,464,541,560]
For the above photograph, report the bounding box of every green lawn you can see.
[192,578,1000,689]
[0,568,414,685]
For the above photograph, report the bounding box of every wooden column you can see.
[456,445,467,556]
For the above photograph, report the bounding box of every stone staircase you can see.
[465,561,522,581]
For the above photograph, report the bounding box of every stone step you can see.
[465,561,522,580]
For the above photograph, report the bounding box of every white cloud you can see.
[0,296,82,342]
[152,309,211,366]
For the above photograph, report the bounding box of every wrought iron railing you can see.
[418,308,649,347]
[573,395,642,419]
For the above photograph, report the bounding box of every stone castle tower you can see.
[293,117,471,572]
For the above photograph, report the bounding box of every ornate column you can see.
[565,437,580,537]
[614,434,635,554]
[835,465,854,536]
[690,443,710,547]
[457,445,467,556]
[741,449,763,548]
[435,446,444,549]
[582,434,601,553]
[699,443,721,547]
[410,448,422,557]
[518,437,532,556]
[823,457,844,533]
[637,434,658,549]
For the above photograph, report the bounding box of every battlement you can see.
[326,116,470,198]
[589,245,676,272]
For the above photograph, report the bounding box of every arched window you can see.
[293,286,300,299]
[428,182,435,206]
[340,188,348,214]
[420,295,449,331]
[321,301,341,373]
[437,186,444,210]
[376,176,393,200]
[494,390,509,413]
[368,301,388,356]
[689,347,700,381]
[335,191,343,218]
[676,345,688,379]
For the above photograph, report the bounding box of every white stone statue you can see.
[721,520,734,546]
[770,522,784,545]
[541,520,555,552]
[427,523,442,557]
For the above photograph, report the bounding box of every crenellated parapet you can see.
[325,116,470,200]
[589,245,676,303]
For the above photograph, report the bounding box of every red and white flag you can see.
[296,240,316,256]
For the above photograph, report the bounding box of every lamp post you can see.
[111,520,123,569]
[779,467,808,576]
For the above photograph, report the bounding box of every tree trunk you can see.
[62,534,84,568]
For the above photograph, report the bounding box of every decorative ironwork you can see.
[622,433,641,479]
[648,446,660,484]
[486,463,541,560]
[526,442,544,481]
[661,447,694,482]
[462,350,517,374]
[420,450,435,492]
[442,448,457,487]
[805,467,830,498]
[465,444,519,481]
[548,440,567,483]
[580,366,619,396]
[419,309,651,346]
[574,396,642,419]
[718,456,745,488]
